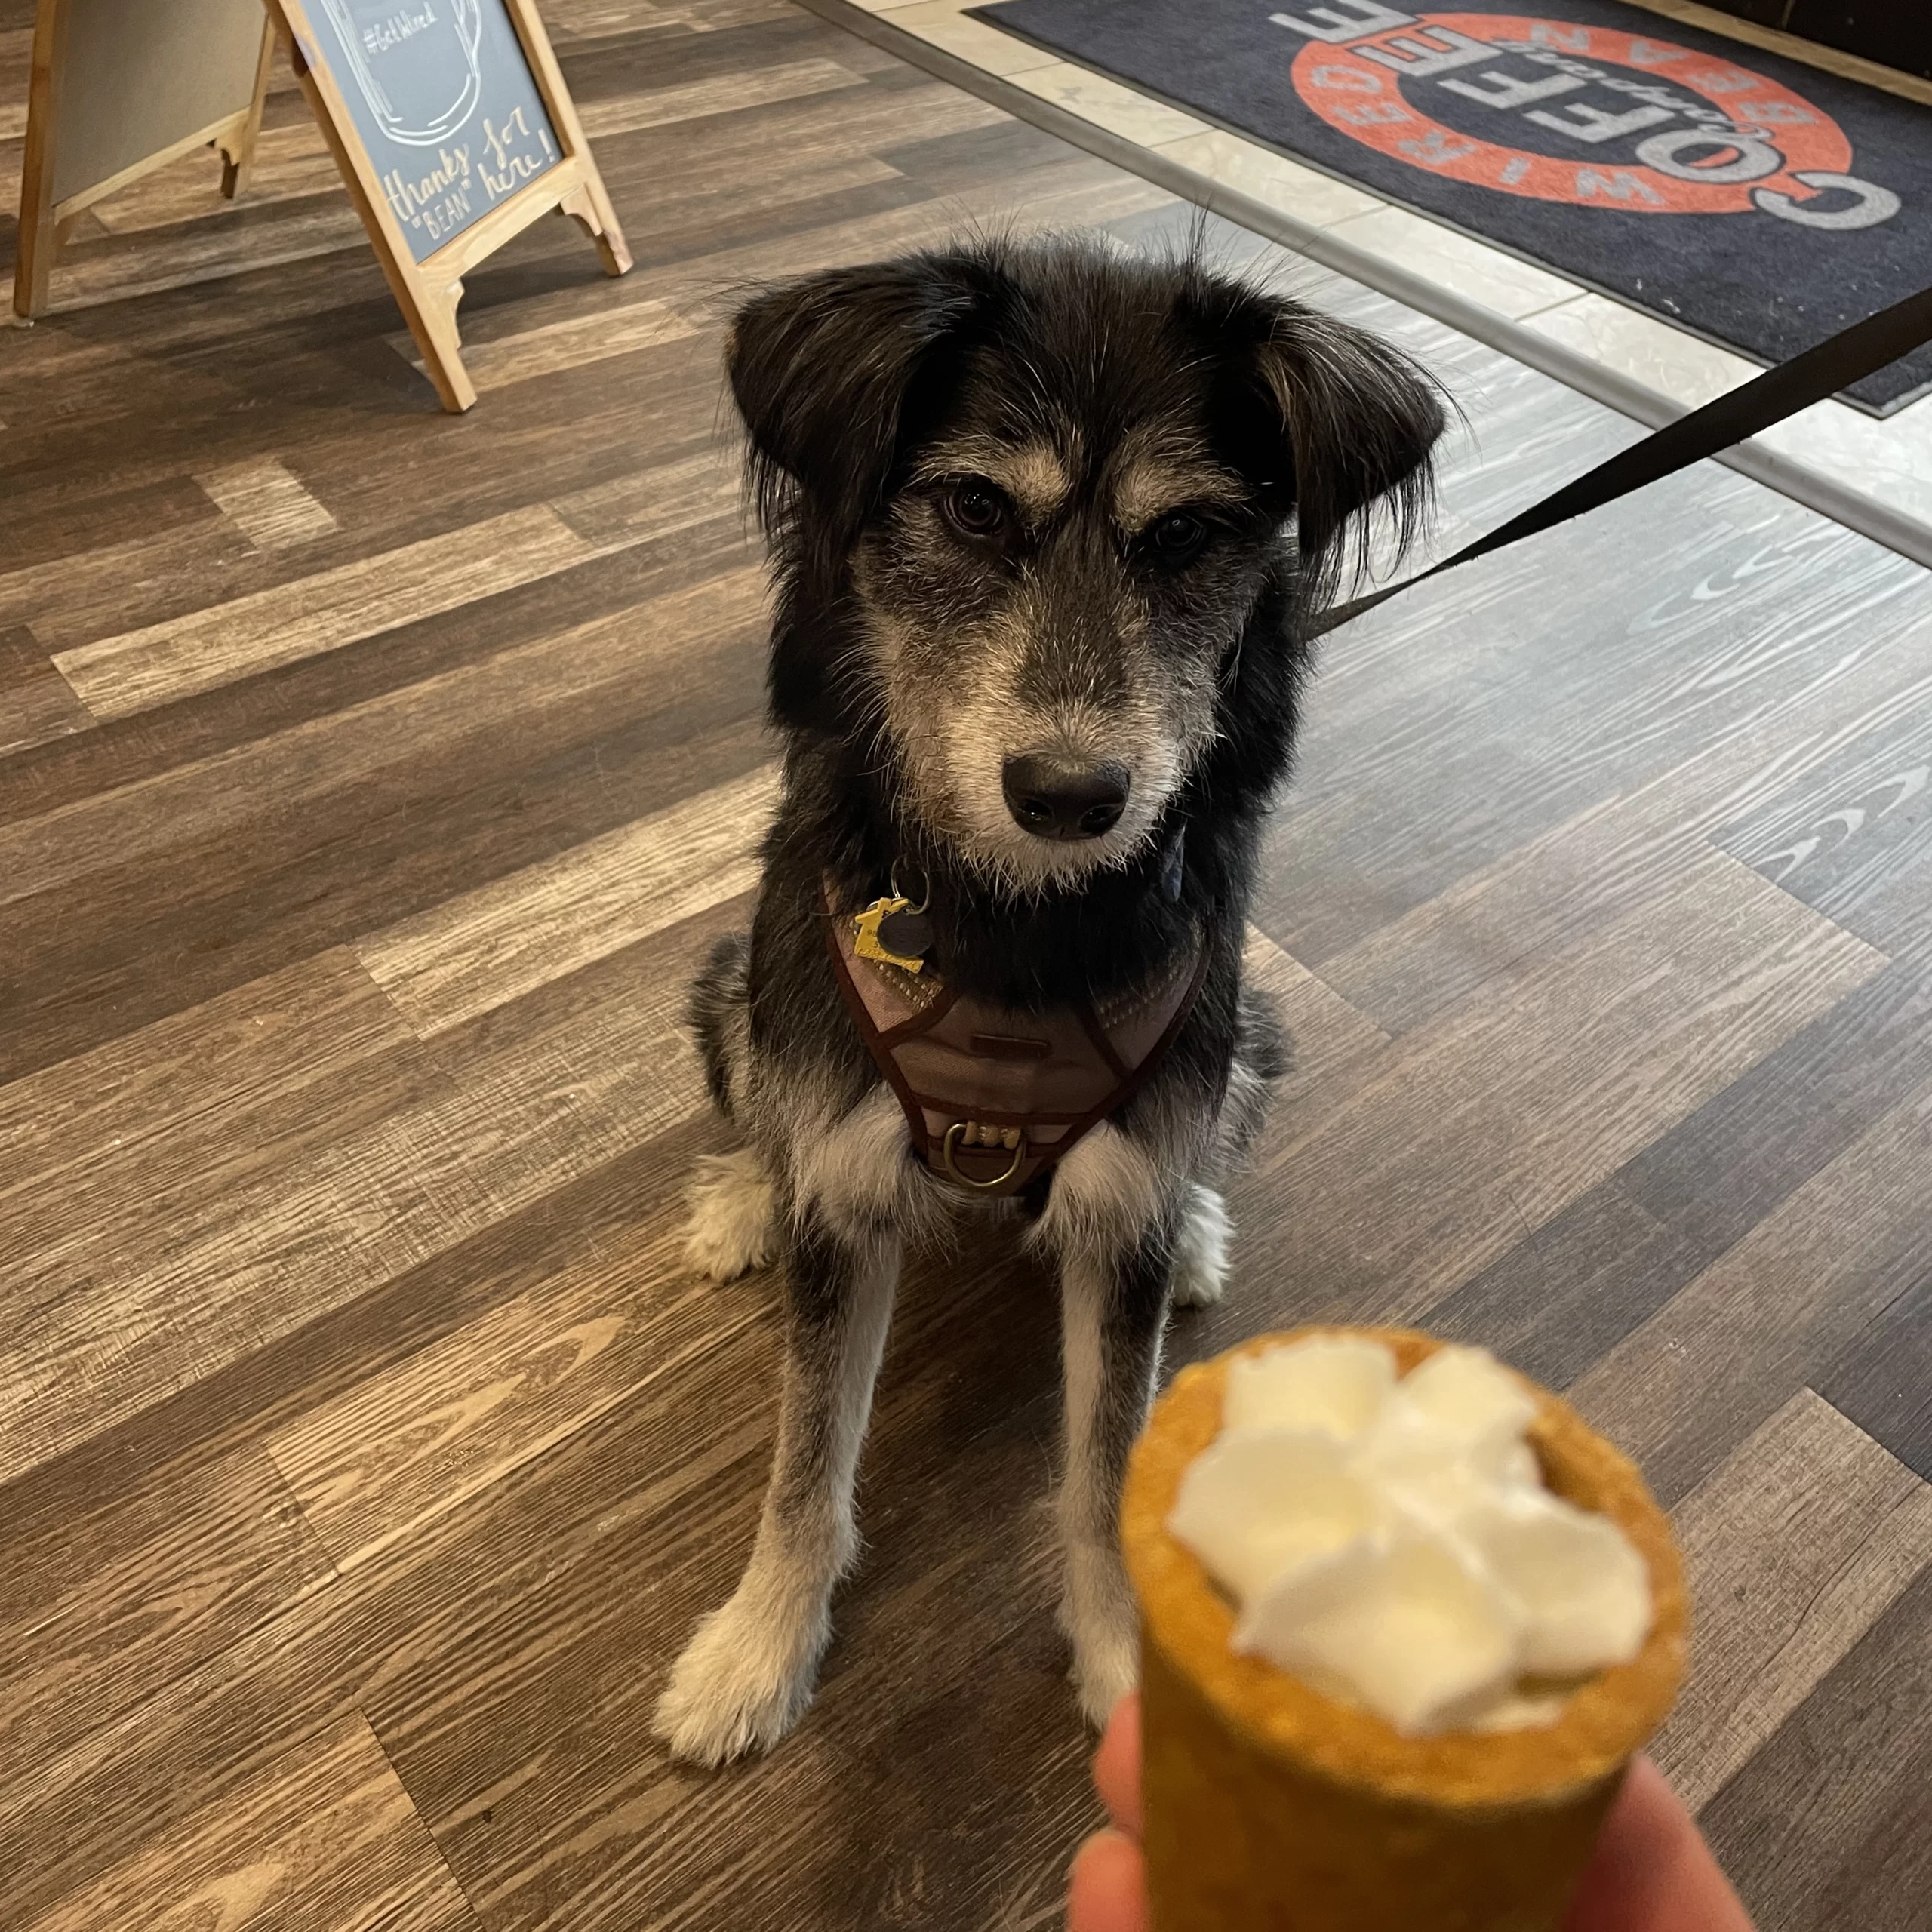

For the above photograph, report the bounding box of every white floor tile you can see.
[888,2,1061,72]
[1523,294,1758,410]
[1004,61,1215,147]
[1321,205,1580,322]
[1155,129,1383,231]
[1758,398,1932,531]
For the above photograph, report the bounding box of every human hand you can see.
[1066,1697,1756,1932]
[1066,1693,1148,1932]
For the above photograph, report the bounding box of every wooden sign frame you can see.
[265,0,632,411]
[13,0,276,319]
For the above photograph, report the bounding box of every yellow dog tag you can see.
[853,895,926,974]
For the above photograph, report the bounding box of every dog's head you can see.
[729,236,1444,892]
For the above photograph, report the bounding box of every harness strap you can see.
[823,888,1215,1197]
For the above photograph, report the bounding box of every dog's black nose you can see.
[1001,755,1131,840]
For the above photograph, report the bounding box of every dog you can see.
[651,233,1444,1766]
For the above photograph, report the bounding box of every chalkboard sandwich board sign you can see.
[269,0,631,408]
[13,0,278,320]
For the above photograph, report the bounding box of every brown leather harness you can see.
[823,884,1213,1197]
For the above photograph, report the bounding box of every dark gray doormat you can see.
[972,0,1932,414]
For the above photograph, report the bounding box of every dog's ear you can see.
[727,255,992,550]
[1247,304,1446,605]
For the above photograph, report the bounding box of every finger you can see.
[1092,1693,1144,1839]
[1564,1756,1757,1932]
[1068,1829,1152,1932]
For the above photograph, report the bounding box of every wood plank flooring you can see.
[4,3,1930,1927]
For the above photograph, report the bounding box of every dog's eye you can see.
[1148,512,1209,564]
[941,480,1010,539]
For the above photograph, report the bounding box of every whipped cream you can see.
[1167,1337,1652,1736]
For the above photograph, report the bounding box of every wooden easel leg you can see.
[218,18,278,199]
[411,278,478,414]
[12,0,68,319]
[558,179,633,278]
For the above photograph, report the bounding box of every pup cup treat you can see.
[1119,1326,1687,1932]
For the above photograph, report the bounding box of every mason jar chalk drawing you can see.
[318,1,485,145]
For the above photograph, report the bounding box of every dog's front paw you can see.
[652,1589,827,1765]
[683,1149,779,1283]
[1068,1611,1140,1730]
[1170,1183,1230,1309]
[1059,1550,1141,1730]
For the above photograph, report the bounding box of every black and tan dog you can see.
[653,235,1444,1765]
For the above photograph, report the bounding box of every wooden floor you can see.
[4,4,1931,1927]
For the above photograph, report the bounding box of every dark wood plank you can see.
[1617,956,1932,1263]
[1421,1177,1709,1394]
[1569,1073,1932,1507]
[1700,1561,1932,1932]
[1649,1389,1932,1811]
[0,569,771,1085]
[1815,1273,1932,1483]
[0,624,91,757]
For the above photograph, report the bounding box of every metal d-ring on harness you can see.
[940,1118,1027,1189]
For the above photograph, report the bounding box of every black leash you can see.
[1306,282,1932,641]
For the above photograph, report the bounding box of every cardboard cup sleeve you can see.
[1119,1326,1688,1932]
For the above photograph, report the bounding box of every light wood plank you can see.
[0,951,437,1326]
[84,115,342,233]
[358,763,779,1036]
[553,445,747,549]
[1654,1388,1932,1812]
[0,897,745,1489]
[578,57,867,138]
[1239,924,1389,1098]
[387,297,700,394]
[1698,1565,1932,1932]
[266,1204,764,1571]
[20,1712,480,1932]
[0,564,769,912]
[1247,848,1883,1319]
[196,456,340,551]
[35,200,374,315]
[51,506,601,721]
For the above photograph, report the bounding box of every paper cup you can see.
[1119,1326,1688,1931]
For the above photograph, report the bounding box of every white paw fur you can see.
[1169,1183,1230,1309]
[1059,1550,1142,1728]
[683,1149,778,1282]
[652,1585,830,1766]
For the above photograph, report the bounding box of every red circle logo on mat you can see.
[1289,11,1850,213]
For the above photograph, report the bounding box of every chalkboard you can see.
[300,0,562,261]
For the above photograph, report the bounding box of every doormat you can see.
[972,0,1932,414]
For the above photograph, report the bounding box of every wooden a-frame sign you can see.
[266,0,631,410]
[13,0,630,411]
